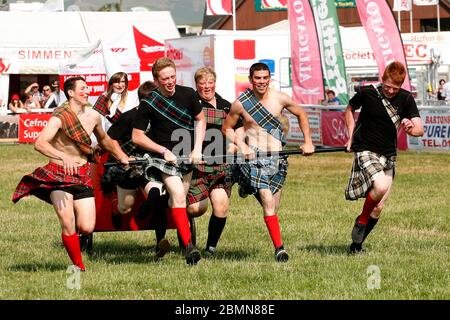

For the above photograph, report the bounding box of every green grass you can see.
[0,144,448,299]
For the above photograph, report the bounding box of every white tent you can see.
[0,11,180,108]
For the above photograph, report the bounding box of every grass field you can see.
[0,144,448,300]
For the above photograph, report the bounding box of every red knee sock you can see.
[264,215,283,249]
[358,192,380,225]
[61,232,85,271]
[171,207,191,247]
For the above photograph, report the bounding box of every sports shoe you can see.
[351,219,366,244]
[155,238,170,258]
[275,246,289,262]
[348,242,365,255]
[238,185,248,198]
[185,243,201,265]
[204,246,216,258]
[79,234,93,255]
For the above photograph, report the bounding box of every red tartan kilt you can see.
[92,153,176,232]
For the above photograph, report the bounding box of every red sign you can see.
[18,113,52,143]
[133,26,165,72]
[59,72,140,97]
[321,110,407,150]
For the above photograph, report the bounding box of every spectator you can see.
[326,90,342,105]
[24,82,43,103]
[24,92,41,111]
[443,79,450,105]
[50,80,67,107]
[41,85,56,108]
[437,79,446,101]
[93,72,139,134]
[9,94,30,113]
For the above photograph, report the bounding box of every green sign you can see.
[335,0,356,8]
[254,1,355,11]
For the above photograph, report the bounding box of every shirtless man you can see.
[12,76,129,271]
[222,62,314,262]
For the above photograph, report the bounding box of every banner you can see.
[18,113,52,143]
[408,110,450,151]
[393,0,412,11]
[206,0,232,15]
[413,0,438,5]
[282,109,322,145]
[311,0,349,105]
[355,0,411,91]
[288,0,324,105]
[255,0,288,11]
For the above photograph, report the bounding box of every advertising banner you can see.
[282,109,322,146]
[288,0,324,105]
[311,0,349,105]
[18,113,52,143]
[355,0,411,91]
[408,110,450,151]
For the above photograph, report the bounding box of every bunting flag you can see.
[288,0,324,105]
[310,0,349,105]
[356,0,411,91]
[413,0,438,5]
[206,0,233,15]
[393,0,412,11]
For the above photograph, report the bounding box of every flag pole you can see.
[397,10,401,31]
[437,1,440,33]
[410,8,413,32]
[232,0,236,31]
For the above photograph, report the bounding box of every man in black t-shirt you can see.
[132,57,206,265]
[344,61,424,254]
[104,81,170,258]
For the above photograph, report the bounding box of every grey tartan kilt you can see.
[144,156,193,182]
[345,151,396,200]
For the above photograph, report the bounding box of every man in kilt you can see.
[186,67,240,256]
[12,77,130,271]
[345,61,424,254]
[222,62,315,262]
[101,81,171,258]
[132,58,206,265]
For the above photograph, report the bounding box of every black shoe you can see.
[238,185,249,198]
[204,246,216,258]
[79,234,93,255]
[111,213,122,230]
[185,243,201,265]
[348,242,365,255]
[155,238,170,258]
[351,219,366,244]
[275,246,289,262]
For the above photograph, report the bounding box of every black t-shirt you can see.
[107,107,138,144]
[133,85,203,153]
[349,85,420,157]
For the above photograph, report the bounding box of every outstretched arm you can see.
[284,95,314,155]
